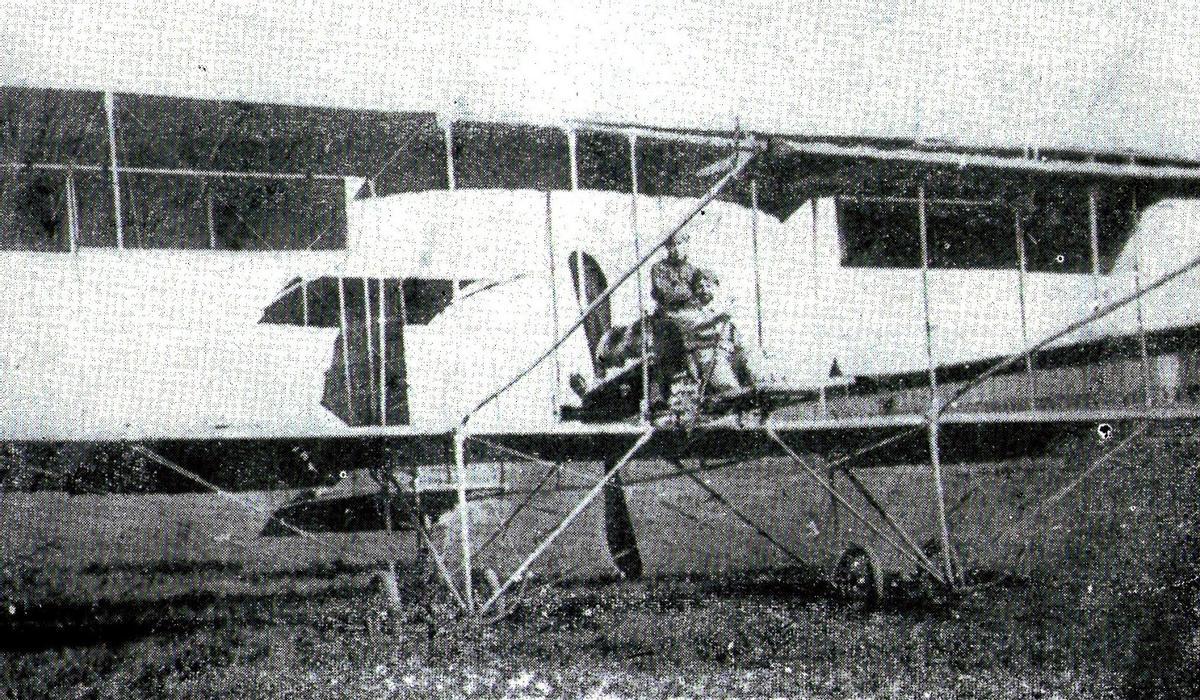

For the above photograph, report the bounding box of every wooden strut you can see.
[453,428,474,612]
[379,278,390,427]
[376,464,401,607]
[1088,186,1102,301]
[545,191,563,417]
[1087,187,1102,404]
[1014,209,1036,410]
[565,128,580,191]
[444,120,456,191]
[336,277,355,422]
[917,185,958,586]
[64,169,79,253]
[477,428,656,616]
[750,179,765,347]
[103,92,124,249]
[362,279,376,422]
[206,189,216,249]
[300,278,309,327]
[629,134,651,420]
[1131,189,1153,406]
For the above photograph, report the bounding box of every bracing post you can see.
[103,92,124,249]
[1088,186,1102,303]
[545,191,562,416]
[917,185,957,586]
[64,169,79,253]
[629,133,651,419]
[566,128,580,192]
[379,278,390,426]
[926,421,956,584]
[1014,208,1036,410]
[443,120,456,191]
[206,188,216,249]
[917,185,939,407]
[336,277,355,421]
[301,278,310,327]
[377,462,401,608]
[362,279,377,421]
[1131,187,1153,406]
[1087,186,1103,402]
[454,428,475,612]
[751,179,765,347]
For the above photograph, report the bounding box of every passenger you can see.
[674,269,757,397]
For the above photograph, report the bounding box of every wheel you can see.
[833,543,884,605]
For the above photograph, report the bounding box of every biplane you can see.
[4,84,1200,616]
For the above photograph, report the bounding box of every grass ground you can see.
[0,567,1130,699]
[1,423,1197,698]
[1,556,1196,699]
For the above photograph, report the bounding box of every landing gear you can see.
[833,542,884,605]
[472,567,513,623]
[373,564,402,609]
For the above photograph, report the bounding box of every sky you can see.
[2,0,1199,157]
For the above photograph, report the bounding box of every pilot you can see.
[651,229,699,313]
[650,229,700,403]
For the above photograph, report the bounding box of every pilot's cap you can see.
[667,229,691,248]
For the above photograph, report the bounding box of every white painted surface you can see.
[1,189,1197,440]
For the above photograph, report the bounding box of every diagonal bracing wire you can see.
[991,422,1149,573]
[462,144,757,426]
[477,428,656,616]
[766,426,948,585]
[131,444,343,554]
[940,248,1200,416]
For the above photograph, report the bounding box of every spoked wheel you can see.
[833,542,884,605]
